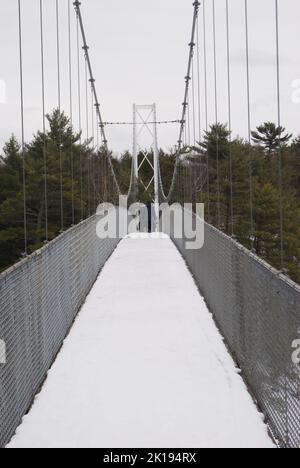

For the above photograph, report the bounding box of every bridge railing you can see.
[0,215,119,448]
[172,215,300,448]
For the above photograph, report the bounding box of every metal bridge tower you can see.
[133,104,160,231]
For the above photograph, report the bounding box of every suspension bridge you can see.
[0,0,299,449]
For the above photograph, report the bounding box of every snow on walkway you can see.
[8,234,274,448]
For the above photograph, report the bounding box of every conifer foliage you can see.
[0,113,299,284]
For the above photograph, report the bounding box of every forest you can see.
[0,109,299,284]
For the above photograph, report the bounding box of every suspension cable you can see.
[165,1,200,203]
[245,0,255,246]
[91,89,96,212]
[275,0,284,268]
[96,108,100,203]
[76,13,84,219]
[212,0,221,228]
[96,113,99,151]
[96,113,100,205]
[191,56,197,146]
[85,56,91,216]
[18,0,27,256]
[202,1,208,133]
[187,91,191,146]
[196,15,201,143]
[177,1,200,150]
[73,1,121,196]
[56,0,64,232]
[203,0,210,221]
[74,1,106,144]
[226,0,234,236]
[68,0,75,225]
[40,0,48,241]
[195,15,203,202]
[85,57,89,142]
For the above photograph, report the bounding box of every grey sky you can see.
[0,0,300,156]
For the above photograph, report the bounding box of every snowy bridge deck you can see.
[8,235,273,448]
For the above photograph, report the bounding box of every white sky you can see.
[0,0,300,156]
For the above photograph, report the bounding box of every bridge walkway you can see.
[8,234,273,448]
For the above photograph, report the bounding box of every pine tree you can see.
[0,114,299,284]
[251,122,292,157]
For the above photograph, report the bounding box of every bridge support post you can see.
[132,103,160,232]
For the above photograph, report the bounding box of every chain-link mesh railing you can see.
[172,217,300,448]
[0,215,119,448]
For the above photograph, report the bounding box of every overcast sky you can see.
[0,0,299,155]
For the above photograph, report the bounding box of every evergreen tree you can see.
[251,122,292,157]
[0,114,299,284]
[200,123,231,160]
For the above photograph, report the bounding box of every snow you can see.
[8,234,274,448]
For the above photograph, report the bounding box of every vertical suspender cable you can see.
[85,58,89,140]
[275,2,287,433]
[212,0,221,228]
[186,84,191,147]
[85,57,91,216]
[196,16,203,202]
[191,57,196,147]
[76,13,84,219]
[187,92,191,146]
[203,0,208,133]
[226,0,234,236]
[96,114,100,205]
[68,0,75,225]
[275,0,284,268]
[18,0,27,256]
[196,16,201,143]
[56,0,64,231]
[191,53,196,206]
[245,0,254,246]
[40,0,48,241]
[96,114,99,150]
[91,89,96,212]
[203,0,210,221]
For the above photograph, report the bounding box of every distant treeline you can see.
[0,110,117,270]
[0,111,299,284]
[115,121,300,284]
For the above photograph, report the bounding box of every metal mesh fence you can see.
[172,218,300,448]
[0,215,119,448]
